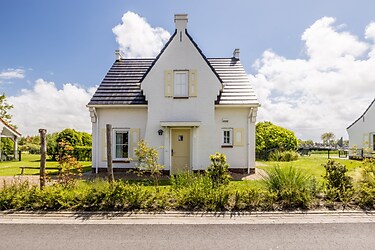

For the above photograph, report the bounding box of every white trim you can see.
[160,121,201,127]
[87,105,148,108]
[215,104,260,108]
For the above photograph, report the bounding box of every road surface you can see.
[1,211,374,250]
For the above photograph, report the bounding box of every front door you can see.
[171,129,190,174]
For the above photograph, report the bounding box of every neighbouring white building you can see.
[347,98,375,158]
[87,14,259,174]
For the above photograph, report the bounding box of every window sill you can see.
[112,160,130,163]
[221,145,233,148]
[173,97,189,99]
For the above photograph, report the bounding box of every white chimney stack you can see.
[174,14,188,31]
[233,49,240,60]
[115,50,122,61]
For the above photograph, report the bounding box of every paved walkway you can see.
[1,210,374,225]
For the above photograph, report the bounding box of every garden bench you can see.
[19,166,36,175]
[19,166,62,175]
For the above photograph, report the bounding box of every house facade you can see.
[347,98,375,158]
[88,14,259,174]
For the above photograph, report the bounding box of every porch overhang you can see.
[160,121,201,127]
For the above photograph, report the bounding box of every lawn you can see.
[257,153,362,181]
[0,152,92,176]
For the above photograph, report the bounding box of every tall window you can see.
[174,71,188,97]
[372,133,375,151]
[114,130,129,159]
[222,128,233,146]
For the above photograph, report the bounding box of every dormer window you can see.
[174,71,188,97]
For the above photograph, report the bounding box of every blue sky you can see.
[1,0,375,140]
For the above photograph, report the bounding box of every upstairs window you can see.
[174,71,188,97]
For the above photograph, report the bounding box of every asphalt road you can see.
[1,222,375,250]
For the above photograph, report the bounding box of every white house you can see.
[87,14,259,174]
[347,98,375,158]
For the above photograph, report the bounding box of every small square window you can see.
[222,128,233,146]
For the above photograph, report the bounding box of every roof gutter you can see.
[87,104,148,109]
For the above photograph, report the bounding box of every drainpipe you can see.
[247,109,251,174]
[247,107,257,174]
[89,107,99,174]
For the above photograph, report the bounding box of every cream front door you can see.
[171,129,190,174]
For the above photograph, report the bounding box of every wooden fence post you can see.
[39,129,47,189]
[106,124,114,183]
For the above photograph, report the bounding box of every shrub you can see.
[134,140,164,187]
[256,121,298,159]
[323,160,353,203]
[263,166,313,209]
[206,152,231,187]
[268,150,299,162]
[356,159,375,208]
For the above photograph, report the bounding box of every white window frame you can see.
[222,128,233,146]
[173,70,189,97]
[113,129,129,160]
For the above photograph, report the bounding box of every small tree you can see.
[135,140,164,186]
[206,152,231,187]
[57,140,83,187]
[321,132,335,146]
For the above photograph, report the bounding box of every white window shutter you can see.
[233,128,244,146]
[129,128,140,160]
[101,128,107,161]
[189,70,197,97]
[164,70,174,97]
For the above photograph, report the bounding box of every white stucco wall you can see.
[347,101,375,155]
[92,107,148,170]
[141,29,222,170]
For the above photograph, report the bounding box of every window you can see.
[114,130,129,159]
[174,71,188,97]
[372,133,375,151]
[222,128,233,146]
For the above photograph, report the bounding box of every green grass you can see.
[0,153,91,176]
[257,153,361,181]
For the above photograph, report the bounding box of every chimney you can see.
[115,50,122,61]
[233,49,240,60]
[174,14,188,31]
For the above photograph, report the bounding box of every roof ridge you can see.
[347,98,375,130]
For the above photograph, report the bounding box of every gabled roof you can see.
[209,58,258,105]
[88,59,153,105]
[0,117,21,137]
[347,98,375,130]
[88,28,259,107]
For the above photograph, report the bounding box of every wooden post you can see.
[106,124,114,183]
[39,129,47,189]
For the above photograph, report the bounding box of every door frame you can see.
[170,127,192,174]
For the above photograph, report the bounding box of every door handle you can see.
[171,149,174,156]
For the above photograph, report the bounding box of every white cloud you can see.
[112,11,171,58]
[8,79,96,136]
[0,69,25,80]
[252,17,375,141]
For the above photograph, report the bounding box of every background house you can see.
[347,98,375,158]
[88,14,259,174]
[0,117,21,161]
